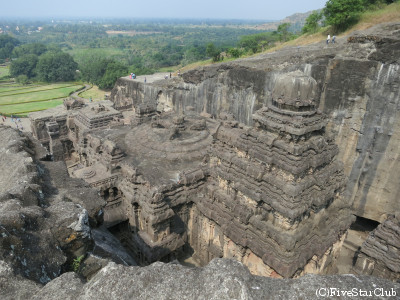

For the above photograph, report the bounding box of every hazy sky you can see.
[1,0,327,20]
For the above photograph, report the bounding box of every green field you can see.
[0,66,10,78]
[0,82,84,116]
[79,85,107,101]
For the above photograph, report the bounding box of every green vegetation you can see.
[79,57,127,89]
[302,11,323,34]
[0,35,20,61]
[0,82,83,116]
[36,51,77,82]
[0,66,9,78]
[322,0,398,32]
[324,0,365,31]
[72,255,85,273]
[4,20,264,77]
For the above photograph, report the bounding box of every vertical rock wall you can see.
[110,25,400,224]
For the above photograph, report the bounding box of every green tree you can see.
[79,55,110,84]
[239,32,278,54]
[36,51,77,82]
[324,0,365,32]
[206,43,222,62]
[228,47,242,58]
[277,23,291,42]
[98,61,128,89]
[12,43,47,57]
[10,54,38,78]
[302,11,323,34]
[0,35,20,59]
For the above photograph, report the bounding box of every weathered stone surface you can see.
[0,126,126,284]
[110,22,400,225]
[353,214,400,281]
[31,259,400,300]
[31,272,84,300]
[0,260,40,300]
[0,126,40,206]
[24,21,400,284]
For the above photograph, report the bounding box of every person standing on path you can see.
[332,35,336,44]
[327,34,331,44]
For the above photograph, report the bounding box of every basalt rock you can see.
[23,21,400,288]
[110,22,400,225]
[1,259,397,300]
[0,125,133,284]
[353,214,400,281]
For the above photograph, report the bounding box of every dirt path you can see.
[70,84,92,101]
[123,72,179,84]
[0,115,31,132]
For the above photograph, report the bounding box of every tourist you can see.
[327,34,331,44]
[144,77,147,83]
[332,35,336,44]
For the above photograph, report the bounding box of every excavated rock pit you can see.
[1,21,398,299]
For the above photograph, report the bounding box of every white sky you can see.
[1,0,327,20]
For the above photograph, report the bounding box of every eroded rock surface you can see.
[0,259,395,300]
[0,125,133,284]
[354,214,400,281]
[111,22,400,225]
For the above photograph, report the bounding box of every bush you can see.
[16,75,29,85]
[302,11,324,34]
[228,48,242,58]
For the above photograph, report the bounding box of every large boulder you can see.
[31,259,400,299]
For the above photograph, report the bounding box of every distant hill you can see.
[252,10,322,32]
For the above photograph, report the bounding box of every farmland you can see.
[0,79,84,116]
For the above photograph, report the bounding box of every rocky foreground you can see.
[2,259,399,300]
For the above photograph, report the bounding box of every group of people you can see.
[326,34,336,44]
[0,114,24,131]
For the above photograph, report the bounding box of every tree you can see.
[228,47,241,58]
[10,54,38,78]
[206,43,222,62]
[12,43,47,58]
[36,51,77,82]
[302,11,323,34]
[239,32,278,54]
[277,23,291,42]
[0,35,20,59]
[79,54,110,84]
[98,61,128,89]
[324,0,364,32]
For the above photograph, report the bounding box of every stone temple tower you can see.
[191,70,354,277]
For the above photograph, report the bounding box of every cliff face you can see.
[111,22,400,223]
